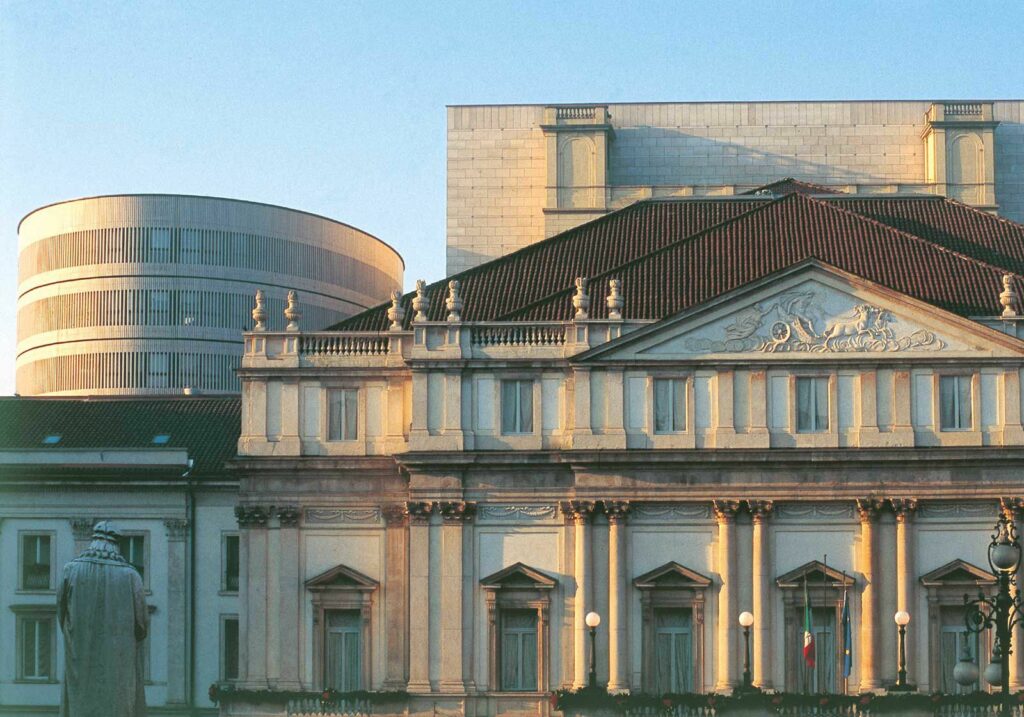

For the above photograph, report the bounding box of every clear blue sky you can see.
[1,0,1022,395]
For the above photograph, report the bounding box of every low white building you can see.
[0,395,241,717]
[228,184,1024,716]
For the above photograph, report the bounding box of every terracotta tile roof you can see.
[740,178,844,196]
[499,193,1020,322]
[0,395,240,478]
[331,188,1024,331]
[831,196,1024,274]
[330,199,766,331]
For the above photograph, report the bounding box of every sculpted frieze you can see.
[775,503,856,520]
[478,505,559,521]
[632,503,711,521]
[681,288,946,354]
[304,507,382,524]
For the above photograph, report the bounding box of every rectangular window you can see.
[181,229,202,263]
[149,290,170,325]
[147,353,169,389]
[796,607,836,693]
[796,377,829,433]
[16,614,54,681]
[654,608,693,693]
[150,227,171,262]
[325,610,361,691]
[941,607,978,693]
[20,534,52,590]
[328,389,359,441]
[117,534,146,582]
[653,378,686,433]
[939,375,973,430]
[223,534,240,592]
[222,615,240,681]
[500,609,538,691]
[501,379,534,435]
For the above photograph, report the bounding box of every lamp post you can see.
[738,611,755,690]
[892,610,913,690]
[585,611,601,690]
[959,513,1023,717]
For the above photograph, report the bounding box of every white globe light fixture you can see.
[585,611,601,628]
[894,610,910,626]
[892,611,912,689]
[585,612,601,689]
[738,611,755,690]
[738,611,755,627]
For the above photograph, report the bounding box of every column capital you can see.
[235,505,270,529]
[163,518,190,541]
[69,517,96,541]
[712,499,742,524]
[748,500,774,524]
[560,500,597,524]
[1001,497,1024,521]
[406,501,434,523]
[603,500,631,524]
[438,500,476,522]
[275,505,301,527]
[382,503,410,527]
[855,498,886,523]
[890,498,918,523]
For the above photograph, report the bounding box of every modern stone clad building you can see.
[228,181,1024,715]
[446,100,1024,273]
[17,194,404,396]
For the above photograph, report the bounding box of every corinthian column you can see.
[713,500,741,691]
[749,500,774,689]
[605,500,630,693]
[438,501,475,693]
[891,499,917,686]
[562,500,596,689]
[406,501,433,693]
[382,505,409,690]
[1002,497,1024,690]
[856,498,885,691]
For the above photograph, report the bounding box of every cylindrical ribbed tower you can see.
[17,194,403,396]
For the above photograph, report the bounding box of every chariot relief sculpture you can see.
[684,290,945,353]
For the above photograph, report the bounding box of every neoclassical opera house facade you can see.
[228,184,1024,716]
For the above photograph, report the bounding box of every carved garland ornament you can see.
[684,290,945,353]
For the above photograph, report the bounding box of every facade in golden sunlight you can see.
[228,178,1024,716]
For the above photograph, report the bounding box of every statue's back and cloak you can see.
[57,526,148,717]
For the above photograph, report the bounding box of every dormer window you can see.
[41,435,61,445]
[152,434,170,445]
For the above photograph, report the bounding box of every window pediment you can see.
[305,564,379,593]
[919,559,996,588]
[776,560,855,590]
[480,562,557,591]
[633,561,712,590]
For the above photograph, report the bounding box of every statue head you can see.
[92,520,122,542]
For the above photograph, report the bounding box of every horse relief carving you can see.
[684,291,945,353]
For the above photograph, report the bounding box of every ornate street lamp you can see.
[585,611,601,689]
[960,513,1023,716]
[738,611,755,690]
[892,610,913,690]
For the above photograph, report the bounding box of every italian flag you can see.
[803,577,815,668]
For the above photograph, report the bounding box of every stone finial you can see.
[606,278,624,320]
[446,280,463,322]
[387,290,406,331]
[1000,274,1019,318]
[411,280,430,322]
[251,289,267,331]
[572,277,590,320]
[284,290,302,332]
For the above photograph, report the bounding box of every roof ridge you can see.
[938,194,1024,232]
[494,195,793,320]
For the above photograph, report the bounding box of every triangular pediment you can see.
[920,559,996,588]
[633,561,712,590]
[305,563,379,592]
[776,560,856,589]
[480,562,557,590]
[577,261,1024,362]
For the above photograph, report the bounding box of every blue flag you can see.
[841,583,853,679]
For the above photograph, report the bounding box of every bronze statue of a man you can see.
[57,521,148,717]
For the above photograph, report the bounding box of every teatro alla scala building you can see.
[229,171,1024,715]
